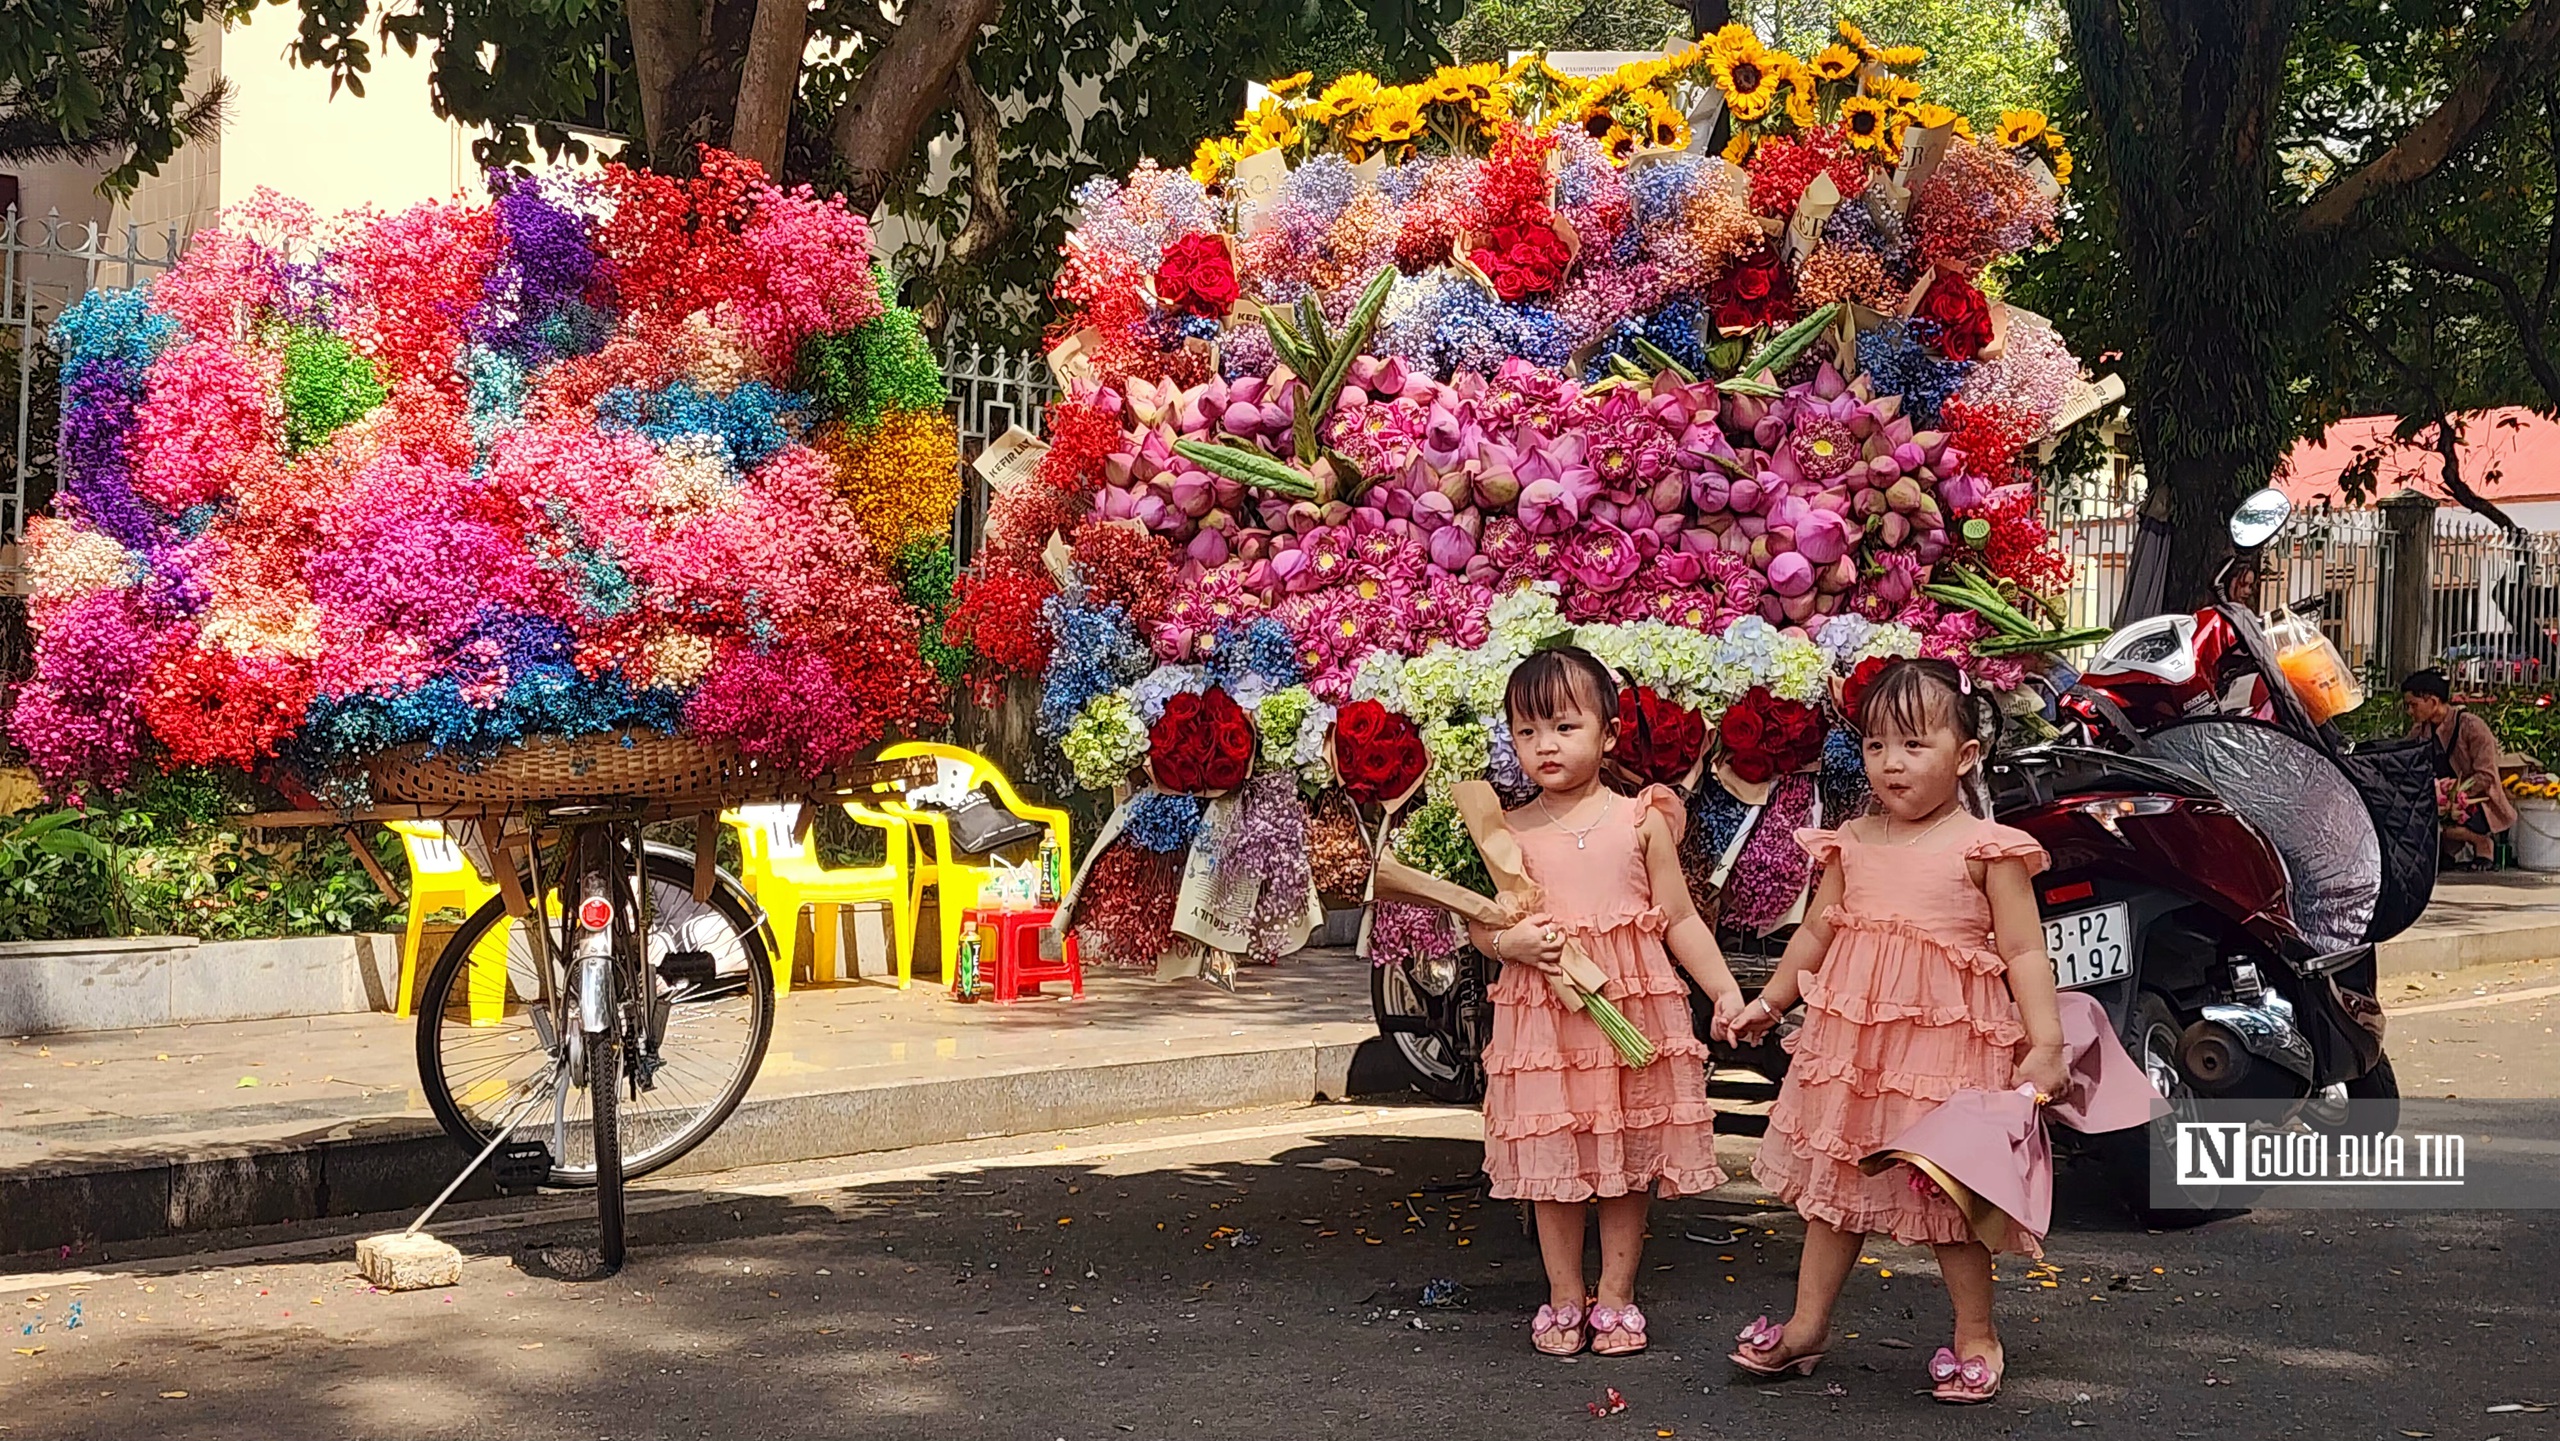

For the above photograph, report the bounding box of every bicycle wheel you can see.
[416,852,777,1185]
[590,1013,624,1270]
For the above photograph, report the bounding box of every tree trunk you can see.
[828,0,1004,210]
[656,0,763,170]
[731,0,812,174]
[2065,0,2298,608]
[624,0,705,161]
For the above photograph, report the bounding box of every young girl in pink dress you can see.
[1469,646,1745,1358]
[1725,658,2068,1403]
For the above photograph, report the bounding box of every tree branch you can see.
[2337,303,2525,531]
[827,0,1003,212]
[2298,0,2560,237]
[2430,415,2525,532]
[944,55,1011,269]
[2417,239,2560,411]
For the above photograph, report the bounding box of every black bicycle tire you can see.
[590,1017,625,1272]
[412,853,777,1185]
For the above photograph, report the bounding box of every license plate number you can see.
[2045,903,2132,990]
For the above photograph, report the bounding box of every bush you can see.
[0,768,406,942]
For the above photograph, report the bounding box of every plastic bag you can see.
[2265,606,2365,723]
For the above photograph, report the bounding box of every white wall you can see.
[211,4,486,219]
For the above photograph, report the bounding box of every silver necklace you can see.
[1885,808,1961,847]
[1537,791,1613,850]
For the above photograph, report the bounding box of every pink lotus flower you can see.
[1562,520,1642,593]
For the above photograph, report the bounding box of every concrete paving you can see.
[0,951,1379,1255]
[6,869,2560,1258]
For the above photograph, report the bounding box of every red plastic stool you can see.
[960,906,1083,1002]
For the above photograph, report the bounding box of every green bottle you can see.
[956,929,981,1000]
[1036,834,1061,905]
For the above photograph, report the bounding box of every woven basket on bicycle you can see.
[367,729,929,808]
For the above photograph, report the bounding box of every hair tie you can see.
[1957,668,1973,696]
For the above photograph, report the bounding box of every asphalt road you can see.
[0,969,2552,1441]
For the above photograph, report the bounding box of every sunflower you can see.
[1422,69,1473,106]
[1722,130,1757,164]
[1267,70,1314,96]
[1997,108,2049,147]
[1303,71,1380,125]
[1646,101,1691,150]
[2048,144,2075,185]
[1189,135,1237,185]
[1363,91,1427,145]
[1810,43,1863,83]
[1836,19,1880,61]
[1840,95,1893,152]
[1878,44,1928,66]
[1604,125,1642,163]
[1708,22,1762,61]
[1782,60,1822,128]
[1726,87,1777,125]
[1446,61,1503,108]
[1909,101,1963,133]
[1709,35,1783,115]
[1865,74,1922,108]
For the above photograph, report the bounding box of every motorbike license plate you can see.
[2046,904,2132,990]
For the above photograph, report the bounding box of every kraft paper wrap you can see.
[1450,779,1613,1009]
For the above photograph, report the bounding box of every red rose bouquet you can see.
[1149,686,1255,793]
[1609,685,1707,787]
[1469,221,1573,303]
[1154,233,1240,316]
[1719,685,1826,783]
[1708,244,1797,334]
[1333,699,1429,807]
[1914,270,1995,361]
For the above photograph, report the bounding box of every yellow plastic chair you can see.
[877,741,1074,981]
[720,802,915,992]
[387,820,510,1025]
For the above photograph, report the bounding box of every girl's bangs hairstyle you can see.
[1505,646,1620,726]
[1854,657,1982,740]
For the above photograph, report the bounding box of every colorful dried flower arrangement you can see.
[13,152,955,793]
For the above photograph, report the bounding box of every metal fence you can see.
[2049,498,2560,690]
[937,338,1055,558]
[3,208,185,552]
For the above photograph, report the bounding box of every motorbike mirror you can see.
[2228,487,2292,549]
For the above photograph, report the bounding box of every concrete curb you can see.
[0,1037,1377,1257]
[2378,921,2560,977]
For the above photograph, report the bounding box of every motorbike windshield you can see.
[2146,718,2382,953]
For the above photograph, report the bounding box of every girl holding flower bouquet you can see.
[1469,646,1745,1358]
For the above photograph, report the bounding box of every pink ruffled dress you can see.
[1755,814,2048,1245]
[1481,786,1727,1202]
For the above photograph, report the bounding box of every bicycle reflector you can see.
[577,894,614,931]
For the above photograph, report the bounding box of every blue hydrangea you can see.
[1124,791,1204,853]
[1208,618,1301,691]
[1037,597,1150,738]
[1855,321,1973,427]
[50,286,177,386]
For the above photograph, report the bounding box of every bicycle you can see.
[410,803,776,1275]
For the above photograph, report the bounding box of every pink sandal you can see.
[1929,1346,2003,1403]
[1728,1315,1825,1376]
[1589,1304,1648,1356]
[1531,1302,1587,1356]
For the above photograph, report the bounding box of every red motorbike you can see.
[1991,488,2432,1217]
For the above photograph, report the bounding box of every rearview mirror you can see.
[2228,487,2292,549]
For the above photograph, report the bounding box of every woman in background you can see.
[2403,668,2514,867]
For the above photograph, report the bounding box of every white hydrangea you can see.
[1348,649,1409,710]
[1485,582,1567,658]
[1398,644,1480,724]
[1769,633,1833,703]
